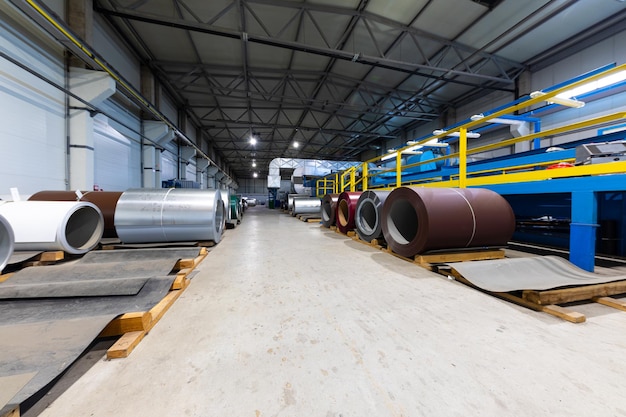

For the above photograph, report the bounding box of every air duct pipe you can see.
[28,191,123,238]
[0,214,15,272]
[321,194,339,228]
[0,201,104,254]
[291,197,321,217]
[381,187,515,257]
[114,188,224,244]
[336,192,362,234]
[355,190,391,243]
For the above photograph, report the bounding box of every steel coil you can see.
[287,193,308,213]
[28,190,123,238]
[355,190,391,242]
[321,193,339,228]
[0,214,15,272]
[381,187,515,257]
[0,201,104,254]
[230,195,242,222]
[114,188,224,244]
[336,191,362,234]
[292,197,321,217]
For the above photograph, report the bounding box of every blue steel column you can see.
[570,191,598,272]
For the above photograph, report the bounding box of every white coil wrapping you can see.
[0,201,104,254]
[0,214,15,272]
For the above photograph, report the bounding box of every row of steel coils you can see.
[0,188,233,272]
[320,187,516,258]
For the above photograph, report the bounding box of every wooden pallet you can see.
[101,247,208,359]
[437,265,626,323]
[350,234,385,250]
[383,247,505,269]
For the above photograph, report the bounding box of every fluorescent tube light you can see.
[433,129,481,139]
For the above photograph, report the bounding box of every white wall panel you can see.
[160,151,178,183]
[93,14,141,90]
[0,6,66,197]
[93,115,141,191]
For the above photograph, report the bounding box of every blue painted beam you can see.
[569,191,598,272]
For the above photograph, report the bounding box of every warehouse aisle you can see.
[38,207,626,417]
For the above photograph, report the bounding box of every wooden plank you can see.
[451,271,586,323]
[415,249,505,265]
[523,280,626,305]
[99,312,151,338]
[39,251,65,262]
[106,331,146,359]
[146,286,187,331]
[171,272,187,290]
[1,406,19,417]
[305,218,321,223]
[347,231,356,237]
[593,296,626,312]
[175,258,195,269]
[0,273,14,283]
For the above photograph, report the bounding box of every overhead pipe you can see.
[0,214,15,272]
[381,187,515,257]
[355,190,391,243]
[28,191,123,238]
[0,201,104,254]
[336,191,362,234]
[114,188,224,244]
[321,194,339,228]
[291,197,321,217]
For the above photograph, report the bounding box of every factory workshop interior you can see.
[2,0,626,416]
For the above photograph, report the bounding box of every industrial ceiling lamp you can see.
[249,133,258,145]
[529,91,585,108]
[252,161,257,167]
[253,172,258,178]
[293,141,299,148]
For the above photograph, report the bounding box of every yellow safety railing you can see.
[323,62,626,194]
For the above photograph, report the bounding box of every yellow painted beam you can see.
[459,128,467,188]
[396,152,402,187]
[362,163,368,191]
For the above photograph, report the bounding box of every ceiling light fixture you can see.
[293,141,299,148]
[433,129,481,139]
[471,114,525,125]
[253,172,258,178]
[252,161,257,167]
[250,136,257,145]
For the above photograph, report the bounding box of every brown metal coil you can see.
[381,187,515,257]
[321,194,339,228]
[29,191,123,238]
[336,191,362,234]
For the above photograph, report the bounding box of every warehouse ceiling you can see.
[93,0,626,179]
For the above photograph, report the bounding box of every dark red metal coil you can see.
[29,191,123,238]
[381,187,515,257]
[321,193,340,228]
[336,191,362,234]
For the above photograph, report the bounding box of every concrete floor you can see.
[36,207,626,417]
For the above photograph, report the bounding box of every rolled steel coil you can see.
[321,193,339,228]
[0,214,15,272]
[291,197,321,217]
[28,190,123,238]
[336,191,362,234]
[355,190,391,243]
[0,201,104,254]
[114,188,225,244]
[287,193,308,213]
[381,187,515,257]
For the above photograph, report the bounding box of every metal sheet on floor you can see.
[447,255,626,292]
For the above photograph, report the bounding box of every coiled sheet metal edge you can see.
[381,187,515,257]
[355,190,391,243]
[0,201,104,254]
[28,191,123,238]
[336,191,362,234]
[291,197,321,217]
[0,214,15,272]
[321,194,339,228]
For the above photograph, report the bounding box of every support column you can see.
[67,0,93,68]
[143,121,174,188]
[68,68,115,190]
[570,191,598,272]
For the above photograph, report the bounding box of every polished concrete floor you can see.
[37,207,626,417]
